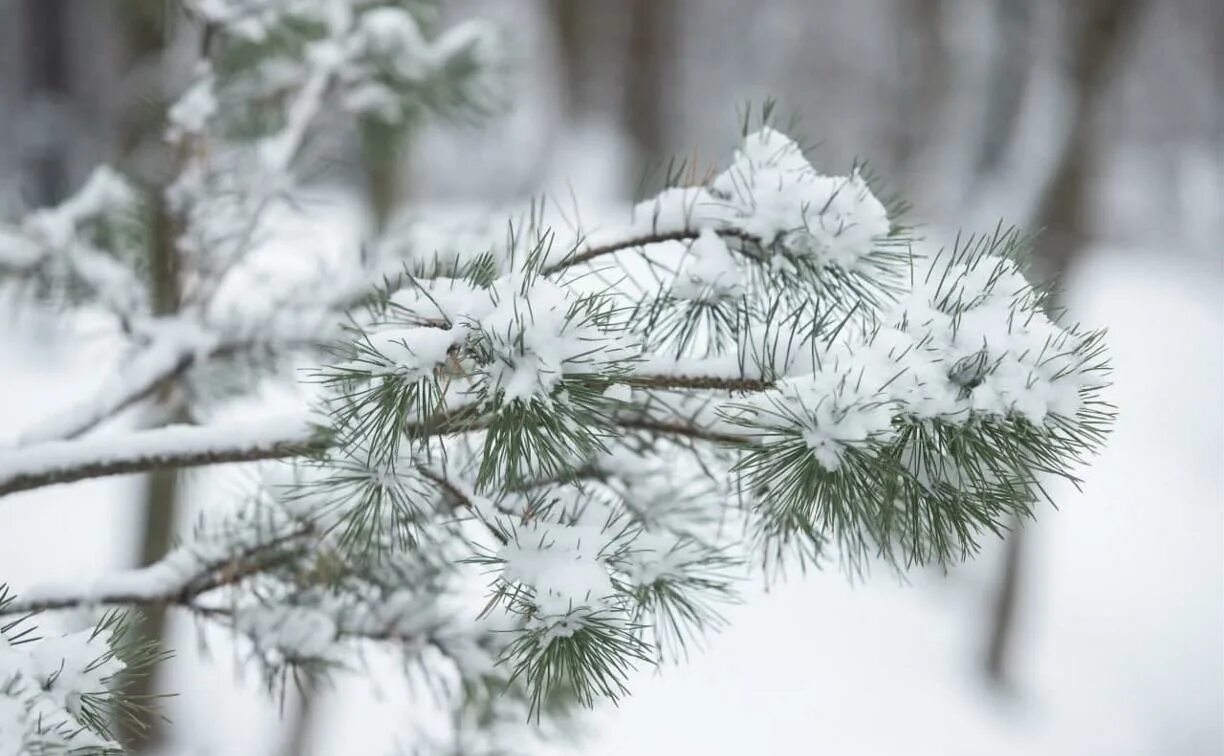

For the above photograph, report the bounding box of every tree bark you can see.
[115,5,181,743]
[121,190,185,755]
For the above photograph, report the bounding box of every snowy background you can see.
[1,1,1220,754]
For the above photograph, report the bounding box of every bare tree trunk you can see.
[892,0,949,179]
[122,192,185,752]
[113,3,183,748]
[21,0,71,205]
[984,0,1148,687]
[624,0,677,172]
[974,0,1034,179]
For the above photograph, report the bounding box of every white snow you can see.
[0,411,315,492]
[16,317,219,445]
[166,66,217,137]
[497,523,616,620]
[545,128,892,277]
[478,276,633,403]
[672,227,746,301]
[0,624,124,754]
[712,128,891,269]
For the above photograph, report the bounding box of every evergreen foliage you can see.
[0,4,1113,754]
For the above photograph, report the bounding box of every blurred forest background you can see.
[0,1,1220,754]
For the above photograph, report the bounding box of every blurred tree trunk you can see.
[550,0,589,120]
[550,0,677,188]
[20,0,71,205]
[114,2,181,749]
[974,0,1034,179]
[122,193,184,752]
[984,0,1148,687]
[892,0,949,179]
[623,0,677,171]
[1028,0,1148,282]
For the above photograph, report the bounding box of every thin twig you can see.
[626,373,775,393]
[540,228,762,277]
[1,402,754,498]
[1,523,315,615]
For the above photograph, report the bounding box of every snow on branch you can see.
[0,167,148,315]
[2,75,1115,747]
[0,523,314,616]
[0,598,158,753]
[17,319,218,445]
[0,414,324,497]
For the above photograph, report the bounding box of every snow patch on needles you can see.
[478,277,632,404]
[711,128,891,270]
[889,248,1103,426]
[360,324,468,381]
[672,228,745,302]
[0,626,124,753]
[553,127,893,282]
[733,340,900,471]
[497,523,615,624]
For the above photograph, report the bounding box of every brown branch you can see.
[0,421,329,498]
[2,523,315,615]
[615,415,752,446]
[2,393,754,499]
[418,466,509,544]
[626,373,775,393]
[540,227,762,276]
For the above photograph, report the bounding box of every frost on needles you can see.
[0,3,1112,749]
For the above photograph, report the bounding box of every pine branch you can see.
[19,327,206,445]
[540,228,761,277]
[19,325,331,445]
[2,395,767,498]
[418,466,509,544]
[0,523,315,615]
[615,414,753,446]
[0,415,326,497]
[625,372,775,393]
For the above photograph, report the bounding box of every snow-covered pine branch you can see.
[2,5,509,749]
[0,591,162,754]
[0,4,1114,751]
[274,124,1110,725]
[3,120,1111,750]
[0,413,325,497]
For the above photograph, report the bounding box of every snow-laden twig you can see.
[0,414,324,497]
[1,398,758,499]
[17,316,336,445]
[1,523,314,615]
[17,319,217,445]
[541,228,762,277]
[257,42,342,174]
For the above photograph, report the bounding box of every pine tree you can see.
[0,2,1112,753]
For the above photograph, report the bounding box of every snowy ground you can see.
[1,242,1220,755]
